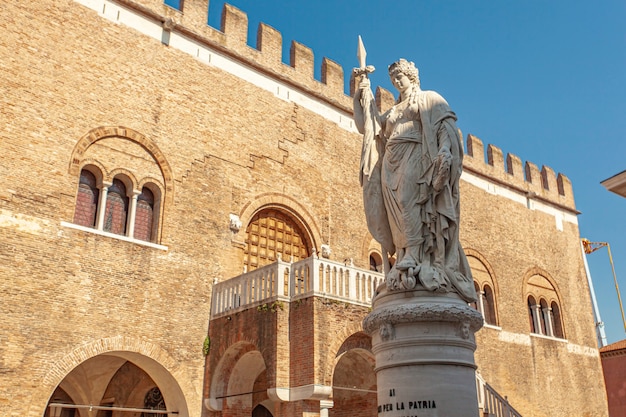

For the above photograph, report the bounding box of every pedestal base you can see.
[363,288,483,417]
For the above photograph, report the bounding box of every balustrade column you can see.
[312,260,321,293]
[348,269,357,299]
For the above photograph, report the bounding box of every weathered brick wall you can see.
[289,298,316,388]
[0,1,608,417]
[601,349,626,417]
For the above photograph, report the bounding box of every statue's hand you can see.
[433,150,452,191]
[358,77,371,91]
[356,77,373,105]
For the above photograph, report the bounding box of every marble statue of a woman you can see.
[353,58,476,303]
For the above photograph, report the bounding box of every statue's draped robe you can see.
[360,89,475,303]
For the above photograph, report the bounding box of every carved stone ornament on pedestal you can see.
[353,39,483,416]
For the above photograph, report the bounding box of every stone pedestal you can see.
[363,287,483,417]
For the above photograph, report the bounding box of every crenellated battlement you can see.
[102,0,576,213]
[111,0,351,109]
[463,134,576,213]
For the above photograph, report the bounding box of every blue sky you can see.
[170,0,626,344]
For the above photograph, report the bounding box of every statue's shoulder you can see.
[420,90,448,104]
[418,90,452,113]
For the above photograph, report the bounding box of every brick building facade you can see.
[600,340,626,417]
[0,1,608,416]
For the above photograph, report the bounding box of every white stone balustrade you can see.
[211,258,291,317]
[211,256,383,318]
[290,257,382,305]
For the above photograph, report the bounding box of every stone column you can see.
[531,304,543,333]
[543,306,554,337]
[126,190,140,238]
[319,399,334,417]
[363,288,483,417]
[477,289,485,318]
[95,181,111,230]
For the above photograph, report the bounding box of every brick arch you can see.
[327,331,376,414]
[464,248,499,298]
[320,322,367,386]
[239,193,322,252]
[138,176,166,194]
[108,168,139,193]
[522,266,563,305]
[77,159,107,187]
[31,335,191,417]
[208,341,268,412]
[69,126,174,205]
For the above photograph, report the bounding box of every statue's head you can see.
[388,59,420,87]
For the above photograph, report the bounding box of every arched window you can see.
[483,285,496,325]
[369,252,383,272]
[467,254,499,326]
[104,178,129,235]
[69,128,169,245]
[244,208,311,271]
[134,186,155,242]
[71,169,164,244]
[141,386,166,417]
[73,169,100,227]
[551,301,564,338]
[528,296,538,334]
[525,273,565,338]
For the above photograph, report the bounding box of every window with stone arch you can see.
[525,272,565,339]
[69,127,173,246]
[369,251,383,272]
[466,252,498,326]
[72,167,163,244]
[243,208,312,271]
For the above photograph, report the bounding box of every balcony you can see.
[210,255,384,318]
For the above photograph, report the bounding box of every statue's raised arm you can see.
[352,77,376,135]
[352,38,395,280]
[352,36,377,133]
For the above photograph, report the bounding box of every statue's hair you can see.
[388,58,420,86]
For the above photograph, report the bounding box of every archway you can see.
[43,352,188,417]
[208,342,270,416]
[330,348,377,417]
